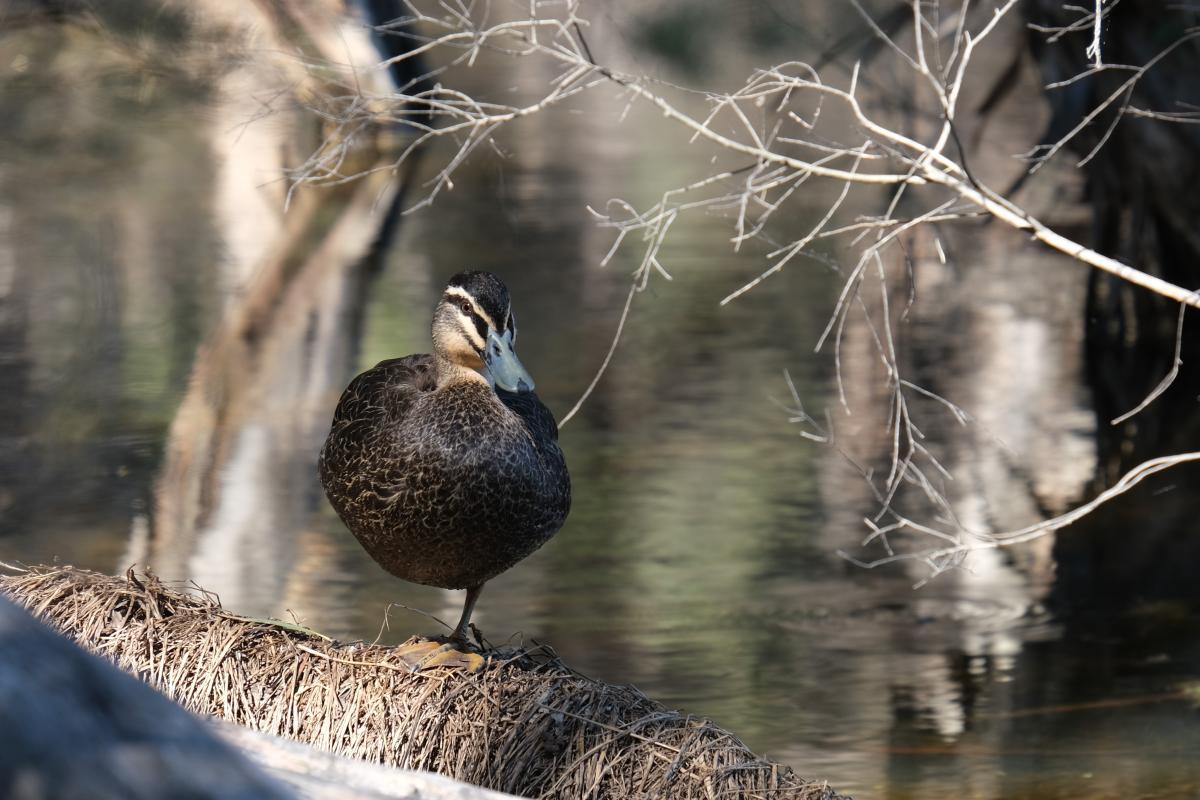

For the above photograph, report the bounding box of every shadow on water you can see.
[2,4,1200,799]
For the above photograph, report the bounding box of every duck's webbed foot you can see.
[394,584,487,673]
[394,636,485,673]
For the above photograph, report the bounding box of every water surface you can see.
[2,10,1199,799]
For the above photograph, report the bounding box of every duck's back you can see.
[319,356,570,589]
[322,355,437,447]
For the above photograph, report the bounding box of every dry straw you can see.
[0,566,843,800]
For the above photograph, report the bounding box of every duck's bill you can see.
[483,328,535,393]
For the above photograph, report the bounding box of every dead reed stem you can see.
[0,565,843,800]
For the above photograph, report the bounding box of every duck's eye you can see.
[459,300,472,315]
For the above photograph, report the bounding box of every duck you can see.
[318,271,570,660]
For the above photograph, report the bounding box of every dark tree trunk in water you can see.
[1026,1,1200,620]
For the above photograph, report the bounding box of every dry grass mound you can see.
[0,565,844,800]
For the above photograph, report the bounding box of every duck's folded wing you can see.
[320,355,436,492]
[327,355,436,429]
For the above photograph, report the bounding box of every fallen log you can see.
[0,565,846,800]
[210,720,519,800]
[0,592,521,799]
[0,593,287,800]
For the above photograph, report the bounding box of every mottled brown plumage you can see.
[318,272,570,643]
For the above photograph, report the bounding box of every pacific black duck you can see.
[319,271,570,662]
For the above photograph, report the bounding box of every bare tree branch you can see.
[295,0,1200,583]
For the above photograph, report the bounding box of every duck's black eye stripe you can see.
[471,313,488,344]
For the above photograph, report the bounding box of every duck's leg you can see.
[449,584,484,644]
[394,584,486,673]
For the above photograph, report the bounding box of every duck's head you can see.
[432,271,535,393]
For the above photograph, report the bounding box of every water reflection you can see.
[2,6,1200,800]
